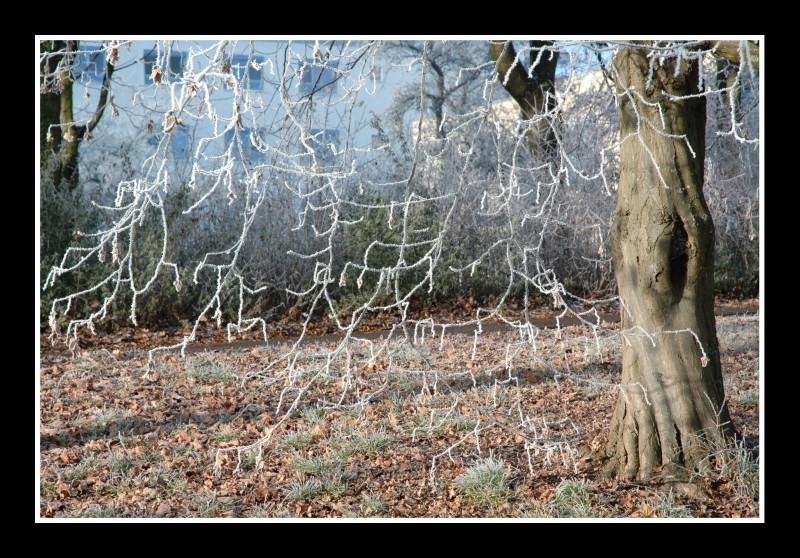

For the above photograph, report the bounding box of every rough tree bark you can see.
[602,44,738,481]
[489,40,559,159]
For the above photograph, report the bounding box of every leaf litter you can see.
[39,304,760,519]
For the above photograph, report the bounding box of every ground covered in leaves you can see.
[39,303,760,520]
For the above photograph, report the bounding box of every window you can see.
[143,48,187,84]
[146,126,190,161]
[309,128,340,161]
[230,53,265,89]
[73,44,106,83]
[224,127,267,163]
[298,59,338,95]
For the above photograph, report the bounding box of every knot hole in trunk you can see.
[669,216,689,299]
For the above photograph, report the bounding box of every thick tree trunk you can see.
[602,45,737,481]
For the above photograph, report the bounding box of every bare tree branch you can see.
[86,58,115,133]
[489,40,559,158]
[706,40,760,69]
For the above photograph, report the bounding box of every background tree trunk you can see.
[40,40,114,191]
[603,45,737,481]
[489,40,559,159]
[40,40,116,262]
[40,40,81,190]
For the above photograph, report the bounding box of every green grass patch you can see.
[40,481,58,499]
[289,455,343,476]
[642,491,693,518]
[284,479,324,502]
[548,479,601,518]
[452,457,515,509]
[277,430,316,451]
[182,358,240,384]
[106,454,131,474]
[332,426,392,458]
[348,492,388,517]
[69,504,127,518]
[211,431,237,443]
